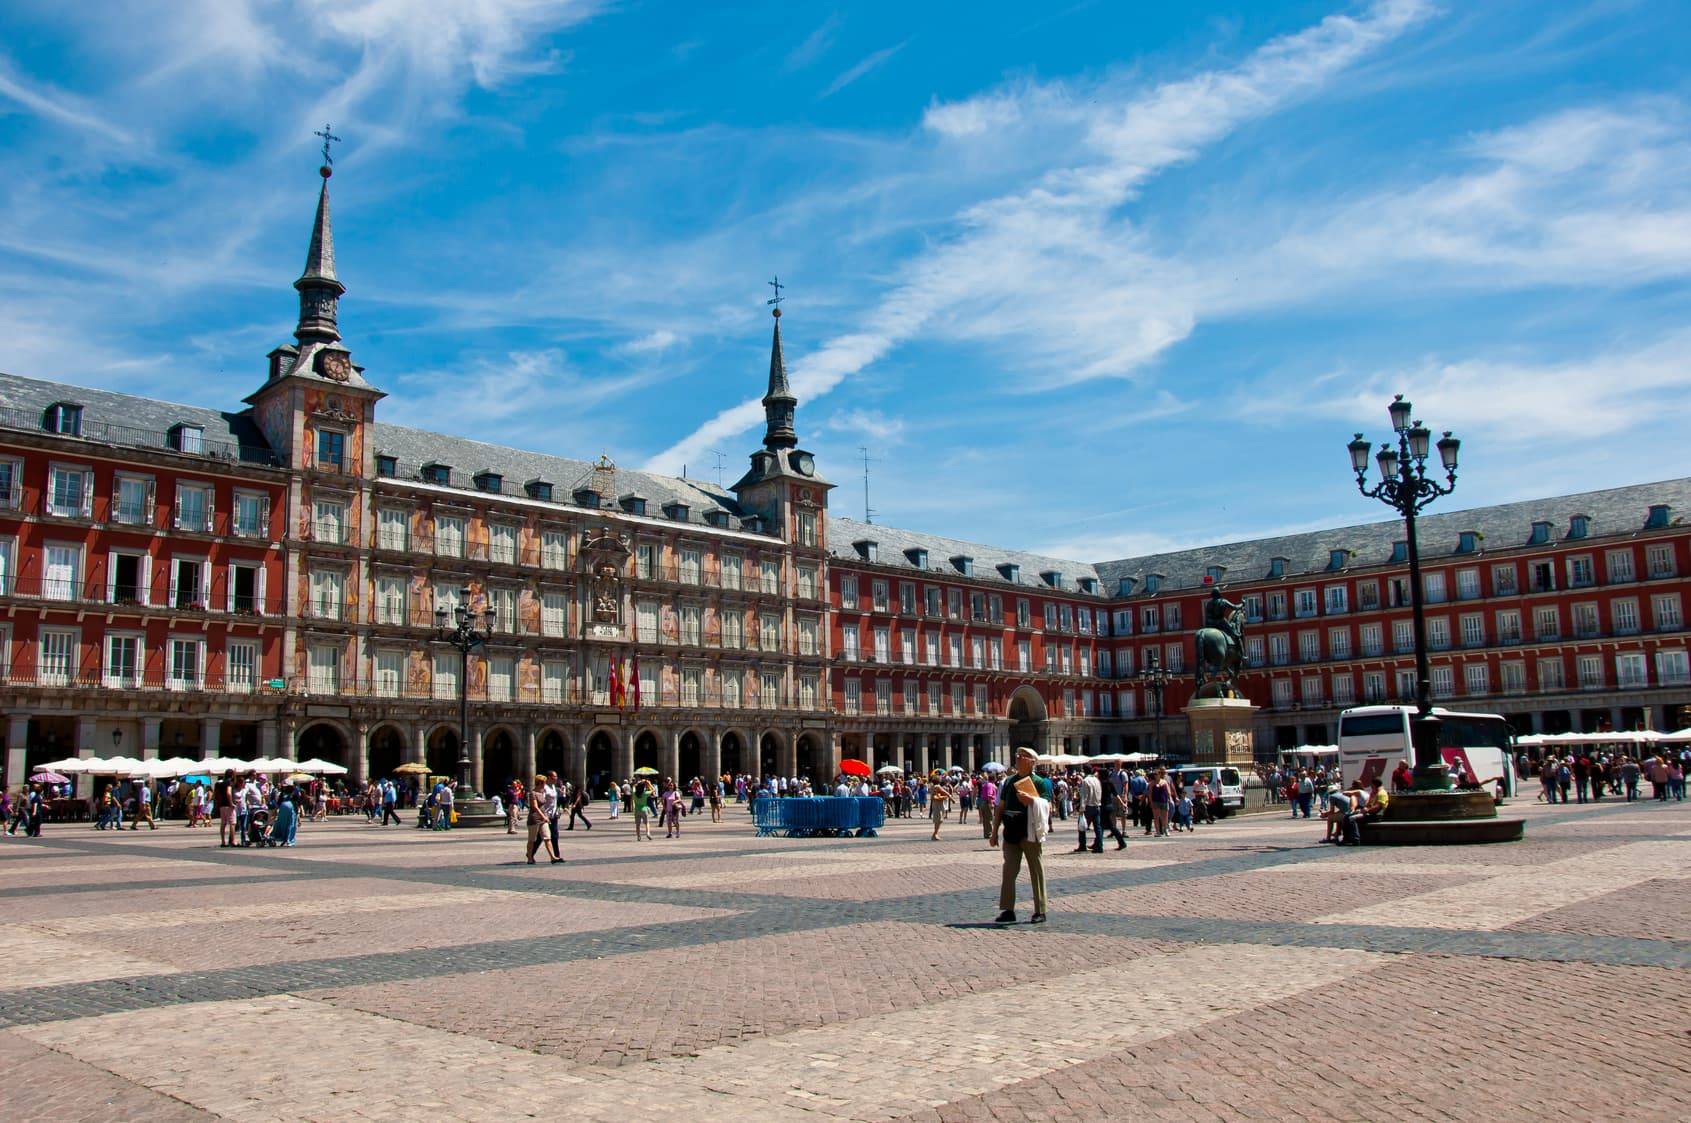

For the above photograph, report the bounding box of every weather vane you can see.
[767,275,785,311]
[314,123,342,167]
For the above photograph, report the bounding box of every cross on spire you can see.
[314,123,342,168]
[767,275,784,316]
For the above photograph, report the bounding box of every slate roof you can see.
[0,371,276,463]
[1093,477,1691,596]
[827,515,1104,595]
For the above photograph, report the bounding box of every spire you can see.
[294,155,346,346]
[762,280,797,450]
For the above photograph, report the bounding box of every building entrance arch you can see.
[296,722,349,767]
[483,729,517,797]
[759,731,784,777]
[720,731,744,777]
[586,730,616,785]
[1007,685,1047,753]
[425,726,460,778]
[368,725,405,779]
[538,729,567,778]
[796,733,822,780]
[633,730,660,772]
[678,730,703,781]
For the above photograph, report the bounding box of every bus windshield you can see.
[1339,713,1407,738]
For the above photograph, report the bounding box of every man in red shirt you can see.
[1391,760,1413,793]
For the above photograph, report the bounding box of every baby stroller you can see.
[246,807,273,847]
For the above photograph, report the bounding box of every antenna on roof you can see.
[860,446,876,524]
[711,450,727,488]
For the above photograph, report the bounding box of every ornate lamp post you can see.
[1348,395,1461,790]
[434,588,492,794]
[1138,650,1173,759]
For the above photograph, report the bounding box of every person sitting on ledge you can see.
[1343,779,1390,845]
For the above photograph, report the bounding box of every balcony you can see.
[0,575,281,616]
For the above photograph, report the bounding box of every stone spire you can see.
[761,305,797,450]
[294,163,346,345]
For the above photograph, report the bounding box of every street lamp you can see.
[433,588,492,794]
[1138,650,1173,759]
[1348,394,1460,790]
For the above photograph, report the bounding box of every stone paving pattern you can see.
[0,796,1687,1120]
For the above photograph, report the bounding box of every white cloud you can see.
[819,40,909,99]
[616,329,679,355]
[821,408,904,442]
[786,14,841,72]
[0,55,136,146]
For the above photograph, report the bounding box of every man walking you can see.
[1086,764,1126,852]
[990,747,1053,925]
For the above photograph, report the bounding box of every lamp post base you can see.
[450,797,505,829]
[1360,788,1523,845]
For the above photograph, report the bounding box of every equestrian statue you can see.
[1193,586,1246,699]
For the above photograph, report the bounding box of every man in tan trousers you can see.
[990,747,1053,925]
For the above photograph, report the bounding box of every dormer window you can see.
[1567,514,1590,540]
[741,514,764,534]
[473,470,503,495]
[421,462,451,485]
[1389,541,1408,564]
[1528,520,1551,545]
[525,478,553,501]
[1078,577,1098,595]
[905,547,928,568]
[375,455,397,479]
[1117,577,1137,596]
[951,555,974,577]
[1455,530,1481,555]
[663,501,689,522]
[572,487,600,508]
[168,424,205,454]
[855,540,878,562]
[997,562,1020,583]
[1646,504,1672,529]
[1326,550,1350,571]
[44,402,82,436]
[619,493,646,515]
[1267,557,1288,579]
[706,510,731,529]
[1144,573,1162,594]
[1206,564,1227,583]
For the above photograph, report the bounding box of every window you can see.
[172,424,204,453]
[544,531,571,571]
[721,552,743,591]
[103,549,143,606]
[1245,637,1264,667]
[947,635,962,667]
[435,514,465,558]
[1529,561,1555,593]
[1571,602,1600,639]
[1119,690,1136,718]
[632,542,655,579]
[1362,671,1386,703]
[1501,661,1525,694]
[45,402,82,435]
[763,559,782,595]
[1464,663,1490,696]
[925,634,940,666]
[1491,565,1517,596]
[840,575,858,610]
[680,604,702,646]
[1612,598,1640,635]
[723,669,743,708]
[1271,679,1293,708]
[1269,633,1289,665]
[232,491,266,537]
[1300,676,1323,705]
[1567,556,1594,588]
[990,595,1004,624]
[1577,654,1603,689]
[1140,606,1159,633]
[175,484,212,532]
[44,544,82,601]
[170,557,209,610]
[1388,577,1410,608]
[1162,604,1179,631]
[487,587,517,633]
[490,524,517,565]
[1653,594,1682,631]
[1455,569,1480,600]
[1299,630,1320,662]
[953,683,967,715]
[105,634,141,688]
[40,629,76,685]
[875,678,892,715]
[1647,543,1676,579]
[1431,665,1454,698]
[378,508,409,551]
[796,510,817,547]
[1359,623,1382,657]
[679,548,702,585]
[0,460,17,511]
[227,562,261,614]
[1164,643,1184,673]
[843,677,861,714]
[1018,639,1031,671]
[635,601,658,644]
[1324,585,1348,614]
[795,563,816,599]
[542,592,568,637]
[792,614,814,655]
[1606,549,1635,583]
[1423,573,1446,603]
[1017,598,1030,627]
[762,671,781,707]
[317,429,345,470]
[1392,620,1412,653]
[798,673,818,710]
[313,498,346,544]
[875,627,892,663]
[950,588,964,619]
[1501,608,1528,646]
[759,613,781,652]
[293,565,340,621]
[1328,627,1350,660]
[872,580,890,613]
[1044,603,1058,630]
[48,466,89,518]
[170,638,204,690]
[228,641,258,694]
[1655,649,1689,686]
[1295,588,1318,618]
[899,582,916,614]
[1534,606,1560,640]
[1267,592,1287,621]
[433,652,458,700]
[1356,582,1379,611]
[1460,613,1485,647]
[1615,652,1647,688]
[113,476,152,526]
[899,628,915,664]
[1427,617,1450,650]
[1537,657,1565,691]
[376,455,397,478]
[725,610,746,650]
[374,650,403,698]
[487,656,515,702]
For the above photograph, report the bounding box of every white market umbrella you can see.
[40,757,91,774]
[295,758,350,776]
[874,764,903,776]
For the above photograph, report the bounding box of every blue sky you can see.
[2,0,1689,561]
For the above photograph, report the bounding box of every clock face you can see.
[793,452,815,476]
[320,351,351,383]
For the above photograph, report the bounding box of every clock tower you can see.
[732,302,832,548]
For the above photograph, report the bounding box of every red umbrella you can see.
[838,758,871,778]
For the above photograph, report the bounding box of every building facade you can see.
[5,165,1690,791]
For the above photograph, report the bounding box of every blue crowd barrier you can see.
[752,796,885,837]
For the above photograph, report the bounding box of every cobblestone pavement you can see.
[1,796,1687,1121]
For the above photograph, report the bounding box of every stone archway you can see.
[537,729,568,779]
[296,721,349,767]
[759,731,784,777]
[678,730,704,781]
[367,724,406,779]
[425,725,460,778]
[796,733,822,780]
[482,728,518,798]
[633,729,660,773]
[1007,685,1047,752]
[720,731,745,777]
[586,730,616,785]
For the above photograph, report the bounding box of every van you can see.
[1168,765,1246,813]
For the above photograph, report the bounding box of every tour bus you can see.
[1337,705,1517,798]
[1167,765,1247,814]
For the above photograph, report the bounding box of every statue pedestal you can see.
[1185,699,1257,765]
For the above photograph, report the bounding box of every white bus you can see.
[1337,705,1517,798]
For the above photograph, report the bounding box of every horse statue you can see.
[1194,588,1246,699]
